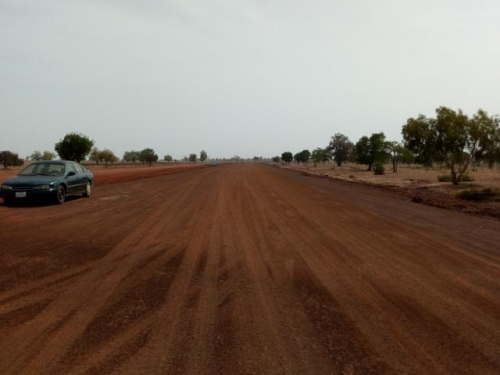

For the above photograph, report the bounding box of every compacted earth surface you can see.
[0,163,499,375]
[282,163,500,220]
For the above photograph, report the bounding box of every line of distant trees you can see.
[274,106,500,185]
[1,132,213,169]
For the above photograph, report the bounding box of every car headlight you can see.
[33,184,51,190]
[0,184,12,190]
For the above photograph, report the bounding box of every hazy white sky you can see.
[1,0,499,159]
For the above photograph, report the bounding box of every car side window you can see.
[66,163,76,175]
[73,162,84,173]
[49,164,65,176]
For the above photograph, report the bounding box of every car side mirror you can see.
[67,171,76,176]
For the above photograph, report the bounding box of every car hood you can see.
[2,175,59,186]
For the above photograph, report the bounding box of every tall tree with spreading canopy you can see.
[99,149,119,167]
[123,151,140,163]
[31,150,55,161]
[164,154,173,162]
[139,148,158,166]
[30,151,42,161]
[188,153,197,163]
[281,151,293,165]
[296,149,311,165]
[401,114,436,167]
[355,133,389,171]
[200,150,208,163]
[403,107,500,184]
[0,151,24,168]
[89,148,101,164]
[311,148,329,166]
[54,132,94,162]
[41,151,56,160]
[328,133,354,166]
[90,148,118,166]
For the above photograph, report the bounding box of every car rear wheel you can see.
[55,185,66,204]
[83,181,92,197]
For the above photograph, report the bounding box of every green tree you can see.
[402,114,436,167]
[123,151,140,163]
[189,153,197,163]
[387,142,405,173]
[200,150,208,163]
[54,132,94,162]
[399,147,414,166]
[0,151,24,168]
[281,151,293,165]
[435,107,499,184]
[355,133,389,171]
[41,151,56,160]
[354,136,371,168]
[328,133,354,166]
[311,148,329,167]
[99,149,118,167]
[139,148,158,166]
[403,107,500,184]
[272,156,281,163]
[295,149,310,165]
[89,148,101,165]
[30,151,42,161]
[164,154,173,162]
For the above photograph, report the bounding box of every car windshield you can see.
[19,162,65,176]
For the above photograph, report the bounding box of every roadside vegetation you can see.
[276,106,499,186]
[456,188,500,202]
[0,151,24,169]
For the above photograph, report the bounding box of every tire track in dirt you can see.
[1,163,499,374]
[0,168,215,374]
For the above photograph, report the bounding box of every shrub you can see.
[456,188,500,202]
[411,195,423,203]
[437,175,452,182]
[373,162,385,175]
[437,174,473,182]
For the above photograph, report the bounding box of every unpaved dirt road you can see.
[1,163,499,375]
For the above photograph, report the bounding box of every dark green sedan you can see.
[0,160,93,205]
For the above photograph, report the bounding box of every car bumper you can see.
[1,188,57,202]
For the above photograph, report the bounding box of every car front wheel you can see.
[3,197,14,207]
[55,185,66,204]
[83,181,92,197]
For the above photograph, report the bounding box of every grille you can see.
[12,186,35,191]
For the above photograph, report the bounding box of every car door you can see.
[72,162,87,192]
[65,162,79,194]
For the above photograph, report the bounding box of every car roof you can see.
[31,160,67,164]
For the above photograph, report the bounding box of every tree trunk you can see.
[451,170,459,185]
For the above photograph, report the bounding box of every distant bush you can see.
[373,163,385,175]
[456,188,500,202]
[411,195,423,203]
[438,174,473,182]
[437,175,451,182]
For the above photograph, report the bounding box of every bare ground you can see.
[282,163,500,220]
[0,163,499,374]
